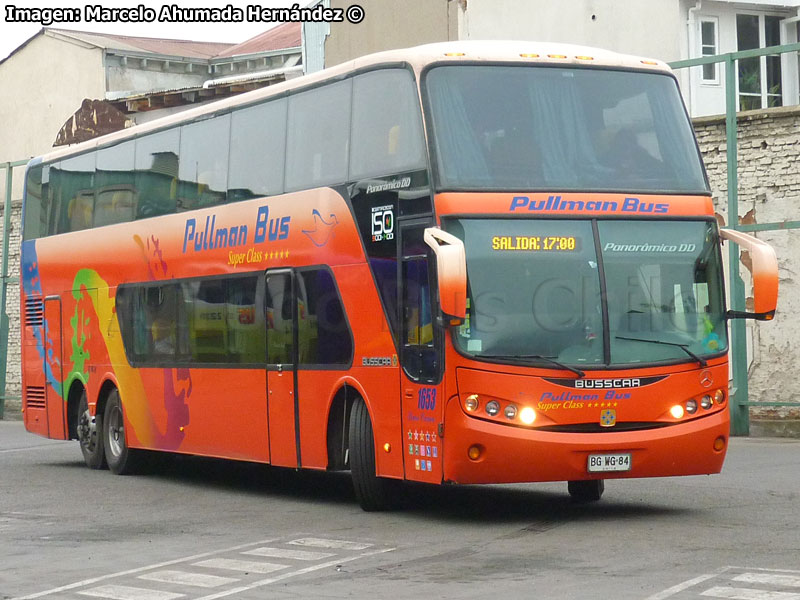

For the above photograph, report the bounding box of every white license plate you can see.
[587,453,632,473]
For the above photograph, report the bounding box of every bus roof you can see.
[32,40,671,166]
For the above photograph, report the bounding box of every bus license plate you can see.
[587,453,632,473]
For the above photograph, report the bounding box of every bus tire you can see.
[77,390,106,470]
[568,479,605,503]
[349,398,392,511]
[103,389,142,475]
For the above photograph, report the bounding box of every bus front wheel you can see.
[349,398,393,511]
[103,389,142,475]
[568,479,605,503]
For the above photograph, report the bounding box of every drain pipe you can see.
[686,0,702,116]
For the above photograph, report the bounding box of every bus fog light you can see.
[714,389,725,404]
[465,394,479,412]
[519,407,536,425]
[485,401,500,417]
[670,405,685,419]
[504,405,517,420]
[713,436,726,452]
[700,395,713,410]
[468,445,482,460]
[685,399,698,414]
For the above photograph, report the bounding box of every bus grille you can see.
[537,422,671,433]
[25,386,46,410]
[25,297,44,326]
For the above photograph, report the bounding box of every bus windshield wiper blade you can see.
[482,354,585,378]
[615,336,708,367]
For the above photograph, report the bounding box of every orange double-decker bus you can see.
[21,41,778,510]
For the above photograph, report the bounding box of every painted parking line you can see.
[12,536,395,600]
[645,567,800,600]
[193,546,395,600]
[137,571,239,588]
[241,547,336,561]
[700,586,800,600]
[192,558,287,574]
[288,537,372,550]
[10,538,280,600]
[77,585,185,600]
[733,574,800,589]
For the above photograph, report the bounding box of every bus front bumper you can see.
[442,397,729,484]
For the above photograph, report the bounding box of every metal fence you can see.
[670,42,800,435]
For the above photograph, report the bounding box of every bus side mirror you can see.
[424,227,467,320]
[720,228,778,321]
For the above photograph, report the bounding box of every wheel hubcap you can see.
[108,406,124,457]
[78,410,97,452]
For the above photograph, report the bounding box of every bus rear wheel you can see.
[568,479,605,503]
[77,390,105,470]
[349,398,393,511]
[103,389,142,475]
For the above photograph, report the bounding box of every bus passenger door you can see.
[265,269,300,468]
[43,295,66,439]
[400,224,443,483]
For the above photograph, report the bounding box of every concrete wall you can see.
[460,0,682,58]
[0,34,106,196]
[324,0,453,67]
[693,106,800,419]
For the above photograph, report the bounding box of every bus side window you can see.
[286,80,352,192]
[178,115,230,211]
[296,268,353,367]
[135,130,179,220]
[95,140,136,227]
[58,153,95,234]
[265,272,294,365]
[350,68,426,180]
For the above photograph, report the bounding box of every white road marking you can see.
[700,586,800,600]
[193,558,287,574]
[10,538,279,600]
[137,570,239,588]
[77,585,185,600]
[194,547,396,600]
[288,537,373,550]
[735,574,800,588]
[241,547,335,561]
[643,571,728,600]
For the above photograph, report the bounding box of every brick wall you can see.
[693,106,800,419]
[0,193,22,419]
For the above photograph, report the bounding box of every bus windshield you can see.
[425,65,708,193]
[445,219,727,368]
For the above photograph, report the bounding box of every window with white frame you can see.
[700,17,719,83]
[736,13,783,110]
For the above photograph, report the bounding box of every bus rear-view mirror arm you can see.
[720,228,778,321]
[424,227,467,322]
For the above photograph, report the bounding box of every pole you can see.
[724,57,750,436]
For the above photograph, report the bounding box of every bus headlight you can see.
[465,394,479,412]
[504,405,517,420]
[670,405,685,419]
[685,399,698,414]
[485,401,500,417]
[519,407,536,425]
[700,395,713,410]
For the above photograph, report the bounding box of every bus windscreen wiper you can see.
[615,336,708,367]
[482,354,585,378]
